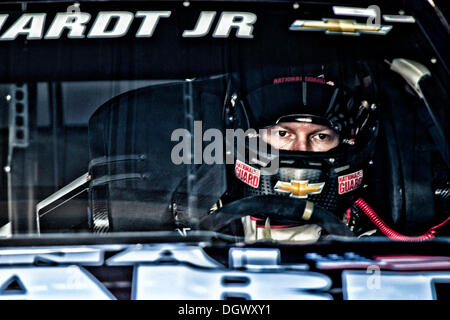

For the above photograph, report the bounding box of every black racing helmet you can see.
[224,63,379,225]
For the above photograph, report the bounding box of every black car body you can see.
[0,0,448,300]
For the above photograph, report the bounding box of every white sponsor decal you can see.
[0,11,256,40]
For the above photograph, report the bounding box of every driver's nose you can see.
[290,135,311,152]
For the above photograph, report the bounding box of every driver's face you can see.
[261,122,340,152]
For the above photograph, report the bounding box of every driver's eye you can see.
[317,133,328,140]
[278,131,288,137]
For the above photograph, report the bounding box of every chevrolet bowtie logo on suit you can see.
[274,180,325,199]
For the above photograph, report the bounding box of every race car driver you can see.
[221,64,379,242]
[242,119,345,242]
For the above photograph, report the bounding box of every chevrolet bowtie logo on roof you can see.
[274,180,325,199]
[289,19,392,36]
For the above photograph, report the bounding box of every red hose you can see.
[354,198,450,242]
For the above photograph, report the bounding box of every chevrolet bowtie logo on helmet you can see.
[274,180,325,199]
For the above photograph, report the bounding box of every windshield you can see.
[0,0,448,245]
